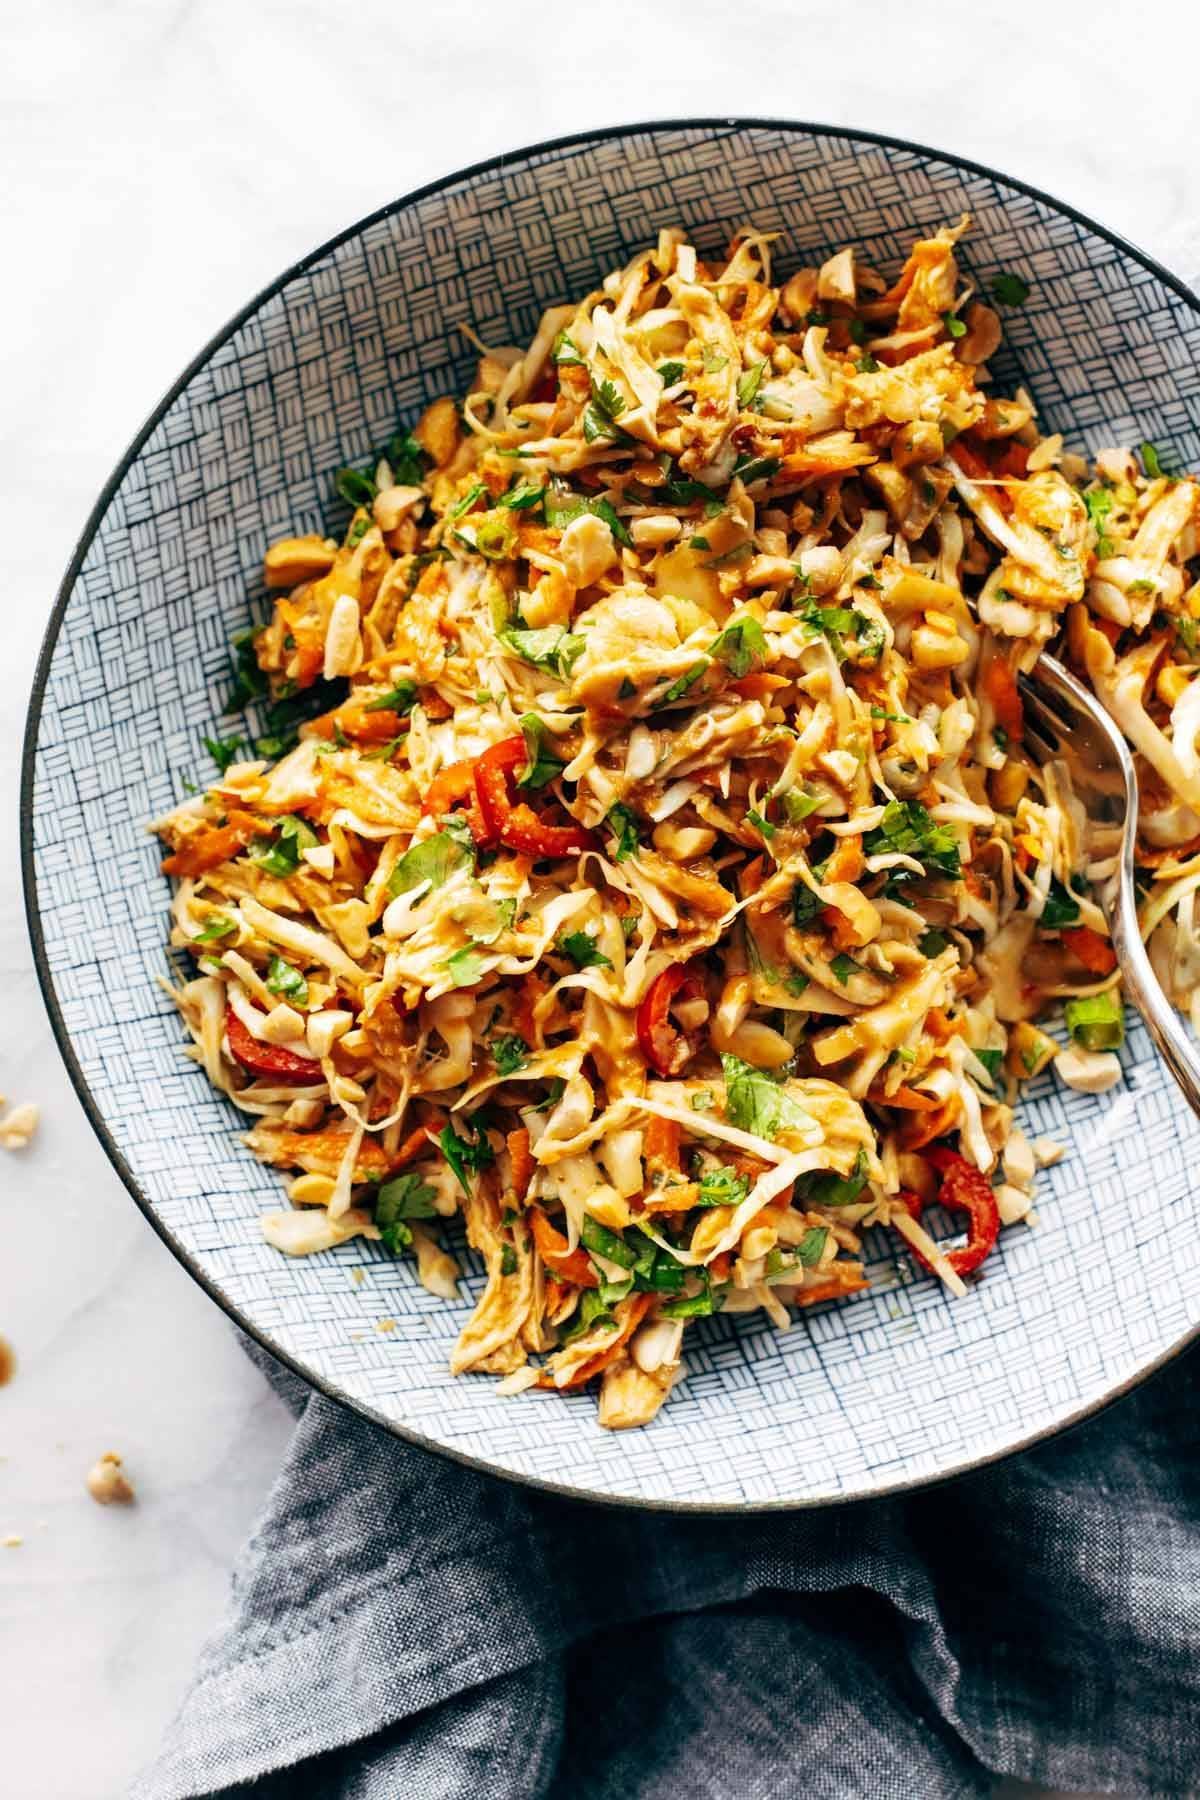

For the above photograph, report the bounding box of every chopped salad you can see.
[154,219,1200,1428]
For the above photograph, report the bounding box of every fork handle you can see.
[1110,868,1200,1120]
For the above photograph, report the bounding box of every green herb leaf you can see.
[191,913,237,944]
[266,955,308,1006]
[552,330,584,366]
[991,272,1030,307]
[657,661,709,706]
[721,1054,811,1143]
[492,1034,528,1076]
[558,931,612,971]
[248,814,319,878]
[657,360,686,387]
[203,734,244,774]
[439,1121,495,1196]
[363,680,418,715]
[736,361,767,408]
[375,1172,438,1255]
[708,615,767,678]
[1140,440,1173,480]
[581,1213,638,1270]
[443,945,488,989]
[387,829,473,899]
[973,1047,1005,1080]
[500,1244,519,1276]
[829,953,858,986]
[659,1283,729,1319]
[227,626,268,710]
[791,882,823,928]
[864,800,961,881]
[942,311,967,339]
[559,1287,617,1343]
[696,1166,751,1208]
[1039,876,1082,928]
[918,929,949,957]
[855,354,881,373]
[746,809,776,840]
[517,714,565,789]
[499,623,586,678]
[802,1148,869,1207]
[333,466,377,508]
[731,454,781,486]
[606,802,640,862]
[781,787,821,822]
[382,431,429,487]
[796,1225,829,1266]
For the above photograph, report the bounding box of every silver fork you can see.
[1019,654,1200,1118]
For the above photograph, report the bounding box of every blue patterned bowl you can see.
[24,121,1200,1508]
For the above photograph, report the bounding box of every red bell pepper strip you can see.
[225,1006,321,1086]
[1060,925,1117,975]
[474,736,595,858]
[901,1147,1000,1279]
[420,758,494,847]
[635,964,703,1077]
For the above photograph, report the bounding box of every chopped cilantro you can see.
[708,614,767,677]
[499,623,585,678]
[659,1283,728,1319]
[796,1225,829,1266]
[991,272,1030,306]
[517,714,565,789]
[551,330,584,366]
[657,661,709,706]
[497,479,546,512]
[580,1213,638,1270]
[1140,440,1173,480]
[737,362,767,408]
[492,1035,528,1077]
[499,1244,519,1276]
[942,311,967,339]
[439,1121,495,1196]
[387,829,473,898]
[974,1047,1005,1081]
[918,929,949,957]
[1039,877,1082,928]
[855,354,881,373]
[227,626,268,710]
[864,800,961,881]
[559,1287,617,1343]
[606,803,640,862]
[558,931,611,971]
[791,882,823,928]
[333,466,377,508]
[442,944,487,988]
[203,733,244,774]
[248,814,319,878]
[696,1166,751,1208]
[802,1149,869,1207]
[375,1172,438,1256]
[721,1054,811,1143]
[731,454,781,485]
[829,953,858,986]
[657,360,686,387]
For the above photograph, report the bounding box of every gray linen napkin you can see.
[130,1335,1200,1799]
[132,227,1200,1800]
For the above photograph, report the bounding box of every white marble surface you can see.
[3,3,1197,1793]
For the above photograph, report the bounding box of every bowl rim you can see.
[21,115,1200,1514]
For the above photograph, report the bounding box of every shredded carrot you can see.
[897,1095,961,1151]
[558,1294,653,1388]
[825,833,864,883]
[306,702,407,745]
[528,1209,597,1289]
[981,656,1024,741]
[506,1127,534,1200]
[868,1084,938,1112]
[162,807,262,878]
[728,672,790,701]
[643,1113,682,1176]
[795,1273,869,1307]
